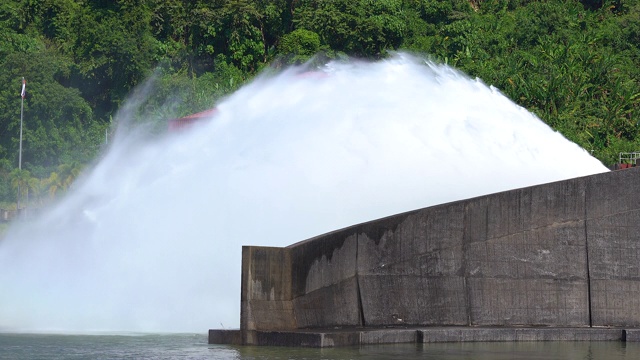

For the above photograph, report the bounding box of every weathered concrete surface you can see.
[419,327,623,342]
[357,205,468,327]
[463,180,590,327]
[587,167,640,327]
[208,329,242,345]
[289,232,361,328]
[360,328,418,344]
[211,167,640,346]
[623,329,640,342]
[240,246,295,334]
[208,327,626,347]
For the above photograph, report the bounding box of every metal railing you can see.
[619,152,640,165]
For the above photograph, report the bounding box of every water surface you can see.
[2,334,639,360]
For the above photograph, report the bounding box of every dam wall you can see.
[215,167,640,346]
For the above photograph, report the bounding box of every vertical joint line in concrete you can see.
[584,186,593,327]
[355,233,366,327]
[464,276,471,326]
[462,203,473,326]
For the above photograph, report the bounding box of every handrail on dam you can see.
[210,166,640,347]
[619,152,640,165]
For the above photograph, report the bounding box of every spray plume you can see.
[0,54,607,333]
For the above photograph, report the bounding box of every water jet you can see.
[0,54,607,334]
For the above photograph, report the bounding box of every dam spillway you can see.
[210,166,640,347]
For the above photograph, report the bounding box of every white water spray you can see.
[0,54,607,333]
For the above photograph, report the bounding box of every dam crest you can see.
[210,167,640,347]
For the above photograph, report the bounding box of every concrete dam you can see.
[210,166,640,347]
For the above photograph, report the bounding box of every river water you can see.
[1,333,639,360]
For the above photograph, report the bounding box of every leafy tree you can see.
[294,0,406,57]
[45,171,63,199]
[26,175,43,205]
[278,29,321,64]
[190,0,266,72]
[9,168,31,204]
[0,51,98,170]
[0,159,12,202]
[1,0,640,206]
[0,1,43,59]
[56,161,83,190]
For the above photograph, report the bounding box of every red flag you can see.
[21,78,26,98]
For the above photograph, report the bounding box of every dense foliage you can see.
[0,0,639,207]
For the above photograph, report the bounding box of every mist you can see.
[0,54,608,333]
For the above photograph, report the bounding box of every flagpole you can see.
[17,77,25,217]
[19,77,24,170]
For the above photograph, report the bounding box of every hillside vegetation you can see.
[0,0,639,206]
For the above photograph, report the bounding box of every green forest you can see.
[0,0,639,209]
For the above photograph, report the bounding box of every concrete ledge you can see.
[516,328,623,341]
[420,327,516,342]
[361,329,417,344]
[623,329,640,342]
[251,331,324,347]
[208,330,242,345]
[241,330,362,347]
[419,327,623,342]
[209,327,628,347]
[322,331,362,347]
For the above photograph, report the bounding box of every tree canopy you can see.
[1,0,639,206]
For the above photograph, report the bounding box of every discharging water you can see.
[1,333,640,360]
[0,53,608,334]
